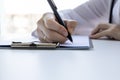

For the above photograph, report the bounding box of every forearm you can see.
[59,0,111,35]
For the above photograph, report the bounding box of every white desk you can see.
[0,39,120,80]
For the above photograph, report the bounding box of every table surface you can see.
[0,39,120,80]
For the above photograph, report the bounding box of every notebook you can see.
[0,36,93,50]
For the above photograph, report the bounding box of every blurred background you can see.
[0,0,88,40]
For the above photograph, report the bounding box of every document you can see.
[60,36,90,47]
[59,36,92,49]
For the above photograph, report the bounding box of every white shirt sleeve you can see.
[112,0,120,24]
[59,0,111,35]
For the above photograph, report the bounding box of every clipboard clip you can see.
[11,41,60,49]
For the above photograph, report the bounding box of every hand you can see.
[36,12,77,43]
[90,23,120,40]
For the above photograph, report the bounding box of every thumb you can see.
[64,20,77,34]
[90,30,109,39]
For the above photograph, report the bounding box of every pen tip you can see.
[70,40,73,43]
[67,34,73,43]
[69,37,73,43]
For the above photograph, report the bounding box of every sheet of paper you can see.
[60,36,90,47]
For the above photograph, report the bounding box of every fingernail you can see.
[89,35,93,38]
[62,31,68,36]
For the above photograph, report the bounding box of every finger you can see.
[42,13,68,37]
[44,29,67,43]
[37,27,49,43]
[37,22,67,43]
[42,12,55,22]
[91,24,110,35]
[90,30,109,39]
[37,20,67,43]
[64,20,77,34]
[37,18,45,32]
[45,18,68,37]
[37,13,55,33]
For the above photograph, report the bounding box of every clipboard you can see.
[0,36,93,50]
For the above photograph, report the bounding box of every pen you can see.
[47,0,73,42]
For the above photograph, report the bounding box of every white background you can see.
[3,0,88,14]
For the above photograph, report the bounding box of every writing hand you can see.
[36,13,77,43]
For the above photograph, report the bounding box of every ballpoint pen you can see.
[47,0,73,42]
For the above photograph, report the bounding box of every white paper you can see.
[60,36,90,47]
